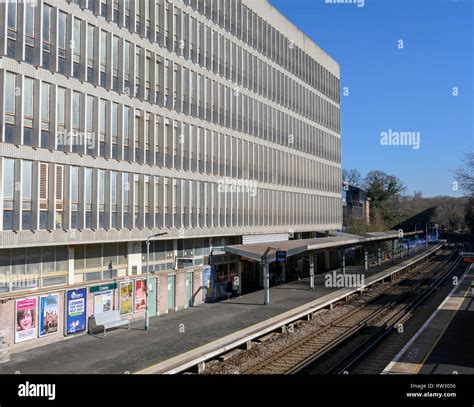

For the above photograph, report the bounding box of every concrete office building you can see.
[0,0,341,351]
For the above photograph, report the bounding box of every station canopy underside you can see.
[224,230,422,263]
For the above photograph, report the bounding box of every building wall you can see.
[0,0,342,352]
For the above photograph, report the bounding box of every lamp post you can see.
[145,232,168,330]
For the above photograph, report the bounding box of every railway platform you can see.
[0,243,444,374]
[384,263,474,374]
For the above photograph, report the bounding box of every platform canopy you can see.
[224,230,423,263]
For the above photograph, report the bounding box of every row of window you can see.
[182,0,340,102]
[0,236,234,293]
[1,158,342,232]
[73,0,340,103]
[4,0,340,134]
[0,246,69,293]
[2,71,342,185]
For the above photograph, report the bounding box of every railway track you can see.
[322,249,464,375]
[243,248,459,374]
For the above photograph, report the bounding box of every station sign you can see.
[90,282,117,293]
[276,250,287,263]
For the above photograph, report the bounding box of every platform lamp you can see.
[145,232,168,330]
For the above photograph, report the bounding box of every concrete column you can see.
[264,262,270,305]
[68,246,74,285]
[341,251,346,275]
[309,252,315,290]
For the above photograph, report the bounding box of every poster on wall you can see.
[134,279,147,312]
[39,294,59,337]
[120,282,133,315]
[15,297,37,343]
[94,291,113,315]
[65,288,87,335]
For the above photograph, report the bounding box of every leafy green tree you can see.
[364,171,406,225]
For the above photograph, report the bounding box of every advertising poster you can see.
[39,294,59,337]
[94,291,113,315]
[120,281,133,315]
[15,297,37,343]
[65,288,87,335]
[134,279,147,312]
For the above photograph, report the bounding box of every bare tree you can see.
[342,169,362,187]
[455,151,474,196]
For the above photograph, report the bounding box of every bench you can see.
[88,311,130,336]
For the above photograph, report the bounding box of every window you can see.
[123,173,129,226]
[2,159,15,230]
[123,106,130,161]
[113,0,119,24]
[86,95,95,155]
[72,92,81,153]
[23,77,34,146]
[55,165,64,229]
[58,11,67,74]
[135,0,141,33]
[135,110,142,161]
[100,31,108,86]
[7,0,17,57]
[111,171,117,228]
[124,41,131,92]
[98,169,105,228]
[25,3,35,63]
[85,168,93,228]
[42,4,51,69]
[57,87,66,151]
[4,72,16,143]
[100,0,107,19]
[124,0,130,29]
[112,103,118,159]
[22,161,32,230]
[112,36,119,90]
[41,82,51,148]
[39,163,48,229]
[87,25,95,82]
[99,99,106,157]
[71,166,79,229]
[135,46,141,97]
[73,19,82,78]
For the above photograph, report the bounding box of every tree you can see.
[455,151,474,196]
[364,171,406,204]
[342,169,362,187]
[455,152,474,236]
[465,198,474,236]
[364,171,406,225]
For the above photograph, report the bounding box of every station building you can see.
[0,0,341,351]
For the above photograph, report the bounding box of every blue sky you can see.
[270,0,473,197]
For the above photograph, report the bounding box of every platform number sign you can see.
[276,251,287,263]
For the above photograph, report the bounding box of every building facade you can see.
[0,0,341,351]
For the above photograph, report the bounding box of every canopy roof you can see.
[224,230,422,263]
